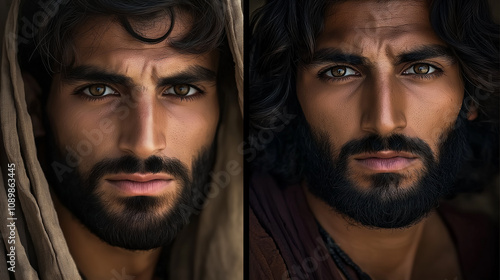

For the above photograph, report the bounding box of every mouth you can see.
[105,173,174,196]
[353,151,418,172]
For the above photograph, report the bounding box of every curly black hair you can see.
[18,0,227,93]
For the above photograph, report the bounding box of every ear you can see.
[466,99,478,121]
[22,72,46,138]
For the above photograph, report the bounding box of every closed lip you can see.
[353,151,419,172]
[104,173,174,196]
[353,151,418,160]
[104,173,174,182]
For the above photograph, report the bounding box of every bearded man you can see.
[249,0,498,279]
[0,0,243,279]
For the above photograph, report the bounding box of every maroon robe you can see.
[250,173,498,280]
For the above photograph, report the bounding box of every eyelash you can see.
[164,84,205,102]
[72,84,118,102]
[72,83,205,102]
[402,63,444,80]
[317,63,443,82]
[317,66,360,82]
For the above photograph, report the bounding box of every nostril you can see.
[117,116,167,158]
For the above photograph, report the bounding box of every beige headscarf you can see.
[0,0,243,279]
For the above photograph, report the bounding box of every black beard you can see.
[299,113,469,229]
[48,144,215,250]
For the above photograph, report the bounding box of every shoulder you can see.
[438,203,499,280]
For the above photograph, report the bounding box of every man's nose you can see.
[117,97,167,159]
[360,75,407,136]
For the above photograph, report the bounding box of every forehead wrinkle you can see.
[112,54,162,84]
[324,0,431,37]
[151,67,160,83]
[141,59,153,79]
[320,23,428,48]
[321,26,440,66]
[352,24,429,48]
[355,23,419,33]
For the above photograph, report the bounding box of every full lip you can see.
[353,151,418,160]
[104,173,174,182]
[104,173,175,196]
[353,151,419,172]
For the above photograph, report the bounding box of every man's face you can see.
[46,13,219,249]
[296,0,467,228]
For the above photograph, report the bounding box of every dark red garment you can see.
[249,173,498,280]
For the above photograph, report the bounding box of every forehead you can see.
[68,12,218,68]
[317,0,444,52]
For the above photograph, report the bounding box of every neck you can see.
[52,195,162,280]
[303,184,459,280]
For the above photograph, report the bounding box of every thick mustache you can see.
[339,134,434,161]
[87,155,189,185]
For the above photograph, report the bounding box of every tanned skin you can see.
[42,13,219,280]
[298,1,476,279]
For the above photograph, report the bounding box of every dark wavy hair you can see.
[17,0,226,92]
[249,0,499,190]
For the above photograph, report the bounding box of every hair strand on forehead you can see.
[18,0,226,75]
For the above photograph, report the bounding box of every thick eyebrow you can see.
[307,45,456,68]
[62,65,133,86]
[396,45,455,64]
[157,65,217,88]
[308,48,367,66]
[61,64,217,88]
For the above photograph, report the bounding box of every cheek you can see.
[47,93,114,172]
[162,95,219,166]
[47,89,220,173]
[413,104,461,157]
[297,70,361,150]
[297,68,465,159]
[406,82,464,156]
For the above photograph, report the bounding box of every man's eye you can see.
[325,66,358,78]
[82,84,117,97]
[403,63,437,75]
[165,84,199,96]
